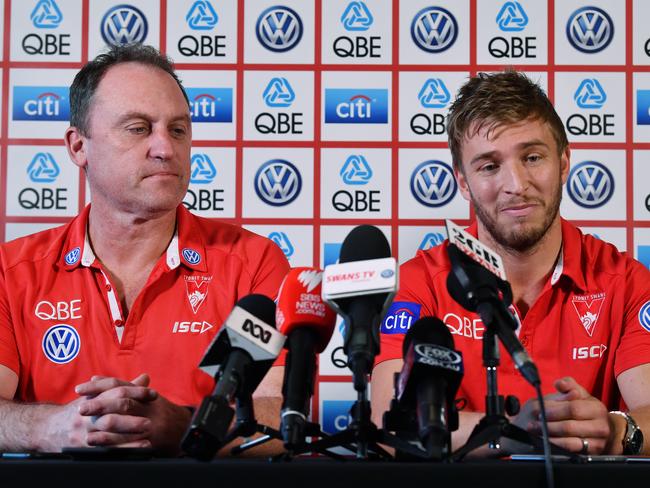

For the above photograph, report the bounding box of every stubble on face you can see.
[469,173,563,253]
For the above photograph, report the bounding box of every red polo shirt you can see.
[377,219,650,410]
[0,205,290,406]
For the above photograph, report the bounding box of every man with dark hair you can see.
[372,71,650,456]
[0,44,289,454]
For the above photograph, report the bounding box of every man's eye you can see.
[127,126,147,134]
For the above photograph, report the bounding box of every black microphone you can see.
[181,294,285,460]
[396,317,463,460]
[321,225,397,391]
[446,243,540,386]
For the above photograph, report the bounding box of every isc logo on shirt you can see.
[380,301,421,334]
[172,320,213,334]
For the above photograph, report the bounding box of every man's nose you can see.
[149,128,174,161]
[503,162,529,194]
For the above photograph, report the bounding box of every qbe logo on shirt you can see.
[42,324,81,364]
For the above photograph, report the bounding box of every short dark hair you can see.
[69,43,189,136]
[446,70,568,171]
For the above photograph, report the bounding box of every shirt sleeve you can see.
[241,235,290,368]
[375,254,438,365]
[0,254,20,376]
[614,258,650,376]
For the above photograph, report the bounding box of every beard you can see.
[470,180,563,253]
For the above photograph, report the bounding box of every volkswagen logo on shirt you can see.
[639,301,650,333]
[42,324,80,364]
[410,160,457,207]
[182,248,202,265]
[566,6,614,54]
[567,161,614,208]
[254,159,302,206]
[411,6,458,53]
[64,247,81,265]
[256,5,303,52]
[101,5,148,46]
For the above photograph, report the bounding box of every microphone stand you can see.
[450,298,575,461]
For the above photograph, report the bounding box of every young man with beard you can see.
[0,44,289,454]
[371,71,650,456]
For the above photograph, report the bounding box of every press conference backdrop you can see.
[1,0,650,438]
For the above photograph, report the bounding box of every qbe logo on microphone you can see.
[381,301,421,335]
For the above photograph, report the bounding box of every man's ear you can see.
[560,146,570,184]
[65,126,88,170]
[454,164,471,202]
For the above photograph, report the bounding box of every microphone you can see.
[181,294,286,460]
[276,268,337,448]
[396,317,463,460]
[321,225,397,391]
[445,220,540,386]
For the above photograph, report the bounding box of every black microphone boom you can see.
[181,294,283,460]
[446,243,540,386]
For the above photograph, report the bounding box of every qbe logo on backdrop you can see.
[399,73,467,142]
[245,2,313,64]
[561,151,625,221]
[633,151,650,220]
[477,0,547,64]
[11,0,82,61]
[321,150,391,219]
[182,149,236,218]
[243,148,313,218]
[244,72,314,140]
[5,147,78,217]
[322,72,391,141]
[89,3,159,60]
[167,0,236,63]
[556,3,622,65]
[556,74,625,142]
[243,225,313,267]
[398,149,468,220]
[322,0,391,64]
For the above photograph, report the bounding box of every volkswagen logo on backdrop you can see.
[101,4,148,46]
[410,6,458,53]
[566,6,614,54]
[42,324,80,364]
[567,161,614,208]
[256,5,303,52]
[254,159,302,206]
[410,160,457,207]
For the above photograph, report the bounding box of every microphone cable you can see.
[534,384,555,488]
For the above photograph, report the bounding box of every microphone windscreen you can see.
[236,294,277,328]
[402,316,454,357]
[276,268,337,352]
[339,225,391,263]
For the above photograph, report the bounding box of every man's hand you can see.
[74,373,193,455]
[514,377,612,454]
